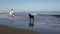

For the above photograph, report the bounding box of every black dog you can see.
[29,14,34,26]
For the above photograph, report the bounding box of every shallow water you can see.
[0,12,60,34]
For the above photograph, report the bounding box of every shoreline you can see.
[0,25,38,34]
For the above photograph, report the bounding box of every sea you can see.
[0,12,60,34]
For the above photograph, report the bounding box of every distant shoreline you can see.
[0,12,6,14]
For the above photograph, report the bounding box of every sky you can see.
[0,0,60,12]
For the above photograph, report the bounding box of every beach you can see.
[0,25,37,34]
[0,12,60,34]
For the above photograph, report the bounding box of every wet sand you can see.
[0,25,38,34]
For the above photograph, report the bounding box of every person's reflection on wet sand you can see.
[9,16,14,24]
